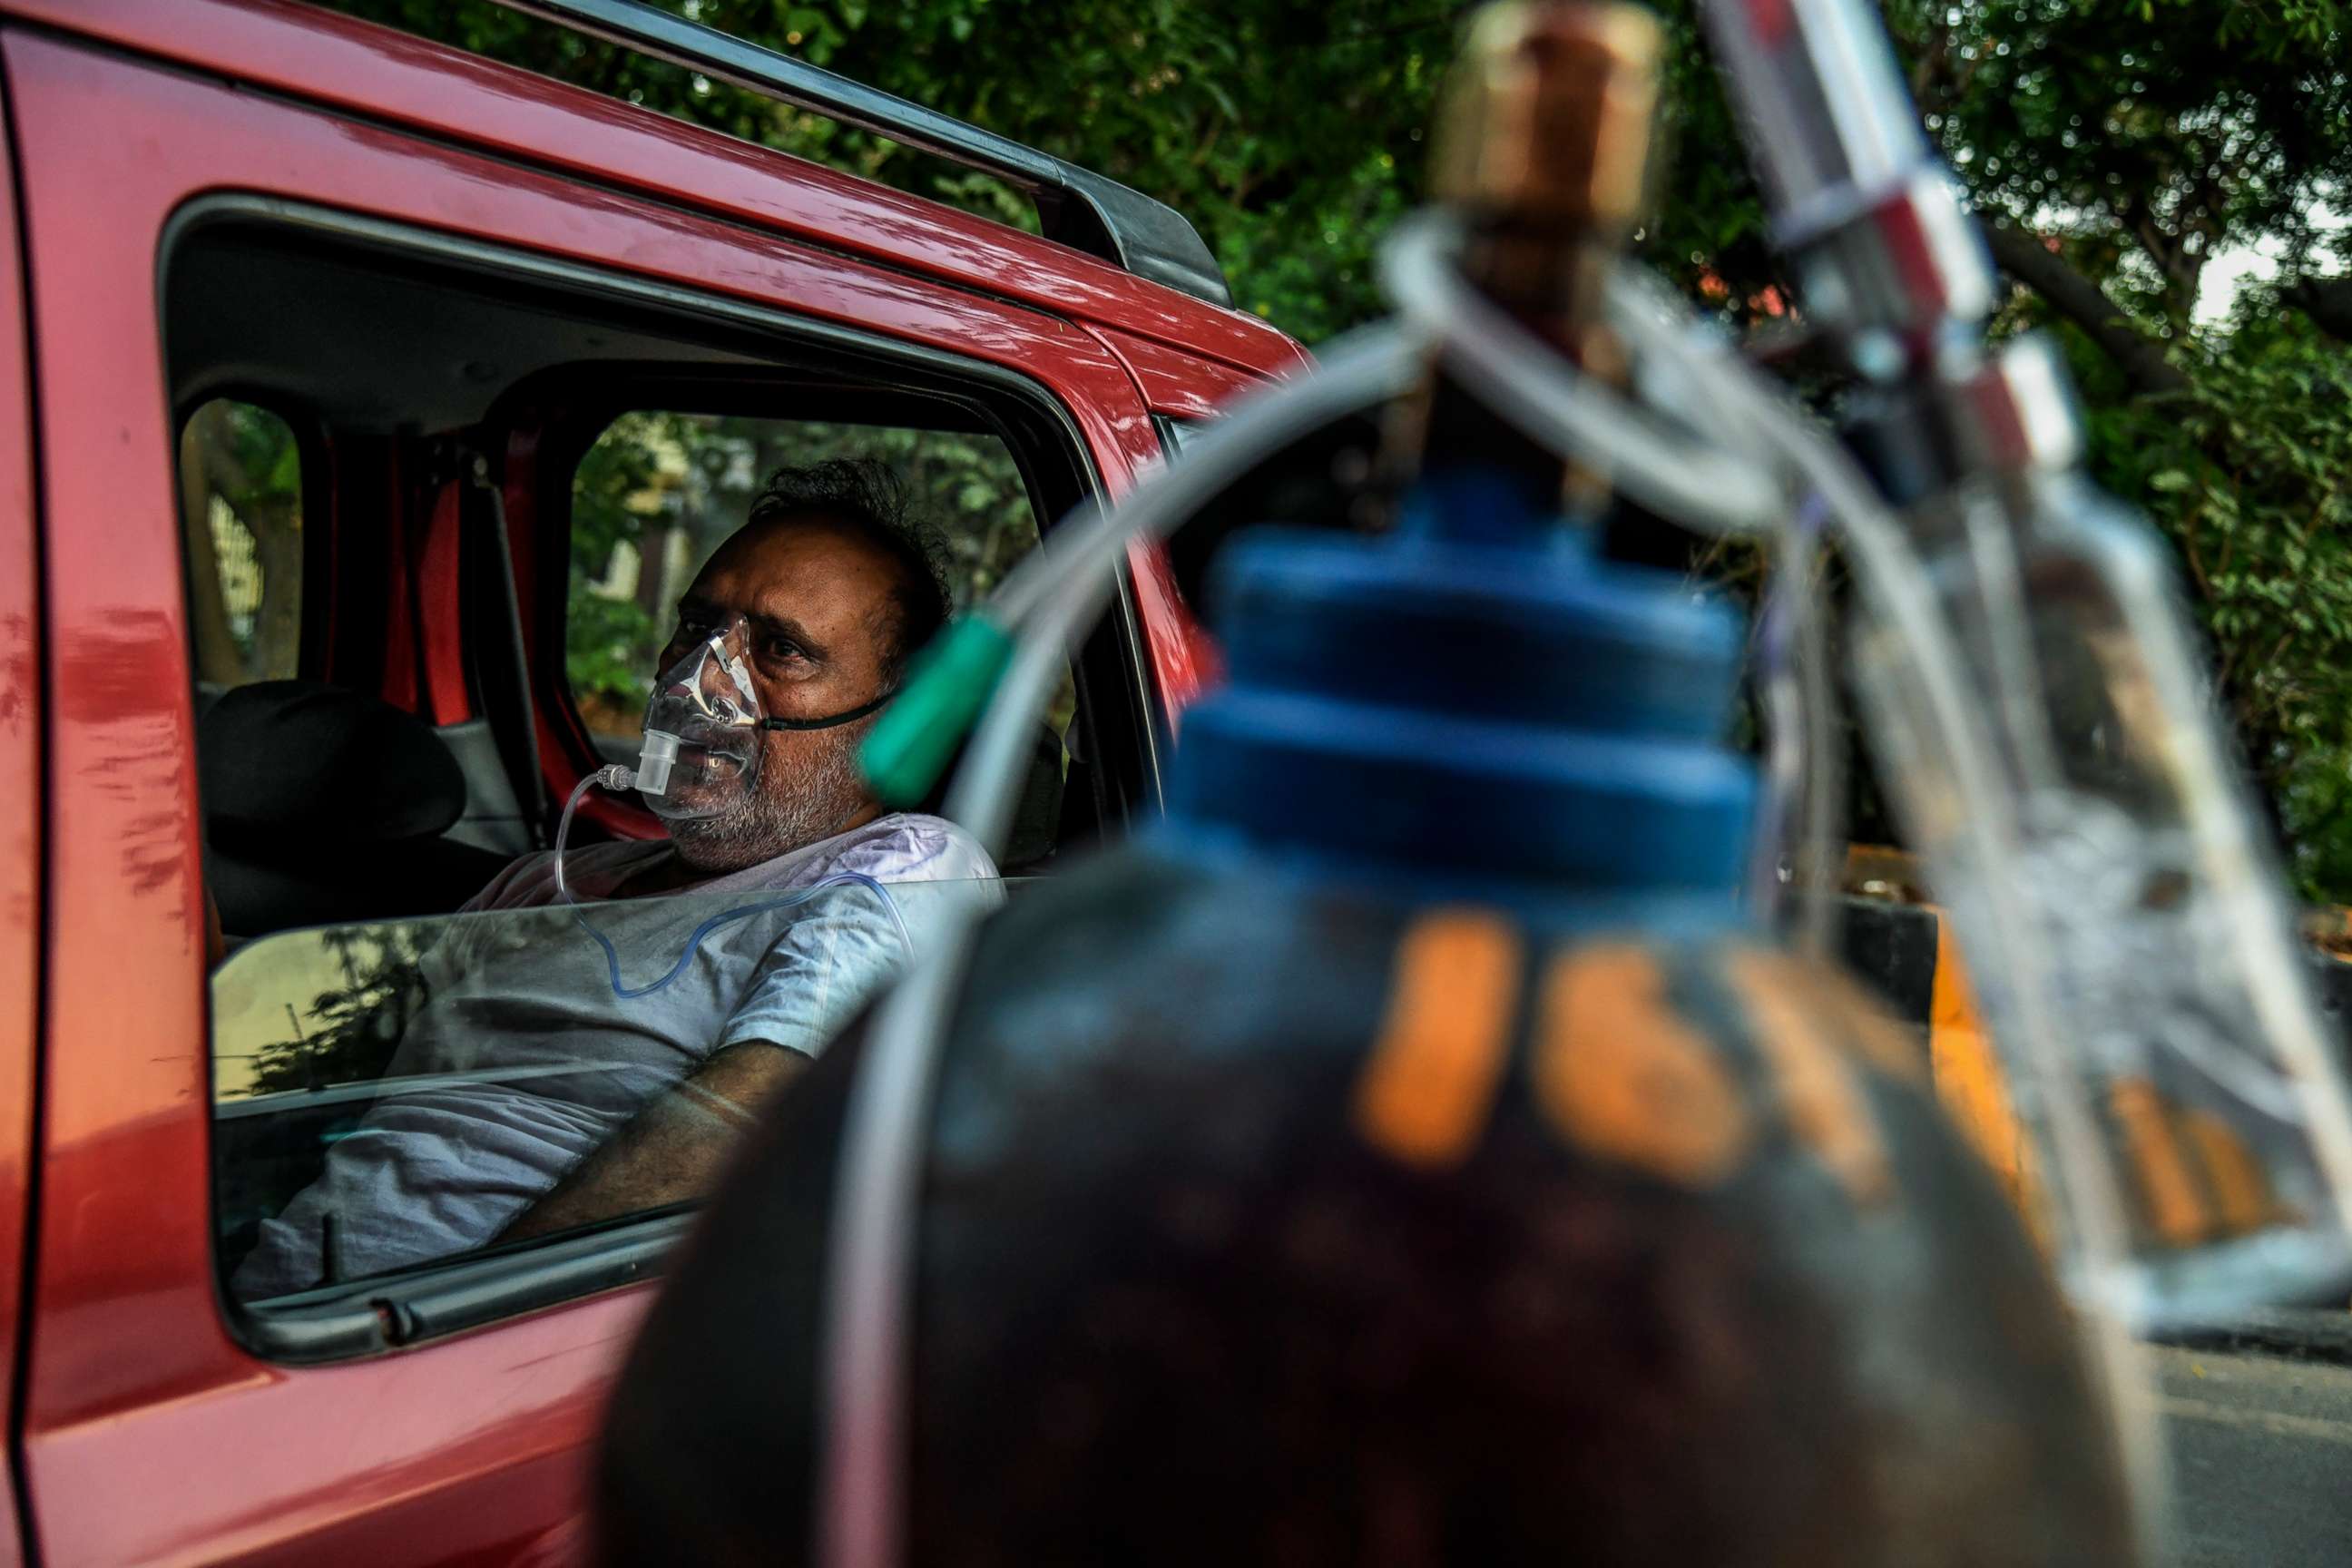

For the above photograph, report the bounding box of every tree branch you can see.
[1979,220,2192,397]
[1908,24,1953,115]
[2119,186,2196,315]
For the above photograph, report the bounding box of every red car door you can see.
[0,59,38,1568]
[7,10,1169,1566]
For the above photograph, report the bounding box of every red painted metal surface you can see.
[0,0,1302,384]
[1125,538,1222,721]
[377,449,423,713]
[420,480,471,725]
[494,424,658,842]
[1093,323,1298,420]
[10,16,1218,1563]
[1081,326,1283,714]
[0,70,39,1568]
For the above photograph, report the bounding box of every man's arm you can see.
[497,1040,812,1243]
[500,851,987,1248]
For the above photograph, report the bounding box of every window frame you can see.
[1153,412,1208,463]
[160,198,1163,1362]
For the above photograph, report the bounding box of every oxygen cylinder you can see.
[596,7,2138,1564]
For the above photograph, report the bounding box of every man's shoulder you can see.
[468,839,671,912]
[800,812,998,886]
[467,816,995,911]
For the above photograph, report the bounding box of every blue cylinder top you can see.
[1160,467,1758,917]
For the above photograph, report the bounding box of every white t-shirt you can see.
[234,813,997,1299]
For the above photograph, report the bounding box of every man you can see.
[235,459,997,1298]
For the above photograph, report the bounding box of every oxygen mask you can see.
[553,608,908,915]
[637,616,768,823]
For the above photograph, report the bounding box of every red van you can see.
[0,0,1303,1561]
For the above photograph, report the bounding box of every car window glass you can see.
[179,398,304,687]
[213,876,1007,1304]
[1159,416,1206,461]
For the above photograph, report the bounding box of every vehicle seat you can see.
[921,721,1066,877]
[200,680,514,937]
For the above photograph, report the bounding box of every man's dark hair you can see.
[744,457,953,687]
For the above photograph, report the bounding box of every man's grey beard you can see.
[667,724,875,874]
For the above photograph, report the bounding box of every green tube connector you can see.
[859,613,1017,807]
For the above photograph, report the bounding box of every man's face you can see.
[652,513,900,872]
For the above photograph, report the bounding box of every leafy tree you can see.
[180,399,305,684]
[1636,0,2352,890]
[1869,0,2352,897]
[322,0,2352,897]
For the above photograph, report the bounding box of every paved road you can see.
[2151,1343,2352,1565]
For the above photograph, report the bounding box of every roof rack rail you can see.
[489,0,1235,309]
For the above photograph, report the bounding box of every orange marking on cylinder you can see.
[1920,910,2052,1243]
[2180,1107,2273,1236]
[2111,1078,2211,1247]
[1819,969,1931,1085]
[1351,910,1524,1170]
[1772,957,1926,1085]
[1535,946,1750,1188]
[1722,951,1892,1205]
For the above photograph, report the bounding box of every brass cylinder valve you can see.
[1408,1,1665,509]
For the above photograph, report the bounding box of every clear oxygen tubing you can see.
[1373,211,1783,538]
[942,327,1433,857]
[940,225,2116,1327]
[1378,210,1843,953]
[1749,492,1840,954]
[948,227,1796,867]
[1600,260,2135,1288]
[551,770,915,999]
[1789,497,1841,959]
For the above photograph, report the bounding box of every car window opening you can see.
[167,215,1100,1338]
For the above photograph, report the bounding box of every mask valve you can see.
[635,730,681,800]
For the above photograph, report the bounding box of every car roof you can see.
[5,0,1311,384]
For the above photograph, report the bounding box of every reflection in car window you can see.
[213,877,1004,1300]
[179,398,304,688]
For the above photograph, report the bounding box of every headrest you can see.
[917,720,1065,871]
[199,680,466,845]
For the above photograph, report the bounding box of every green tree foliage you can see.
[331,0,1455,338]
[325,0,2352,895]
[181,398,305,685]
[1869,0,2352,897]
[1637,0,2352,891]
